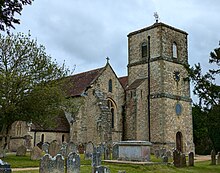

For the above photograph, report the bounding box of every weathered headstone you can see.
[154,149,160,158]
[78,143,85,154]
[92,148,101,167]
[48,140,60,157]
[162,156,168,163]
[173,149,180,167]
[112,144,119,160]
[24,135,32,150]
[0,159,11,173]
[159,148,166,158]
[67,152,80,173]
[166,151,172,158]
[180,153,186,167]
[66,142,77,156]
[188,152,194,166]
[39,154,51,173]
[217,152,220,165]
[211,150,216,165]
[85,142,94,160]
[16,145,27,156]
[104,146,110,160]
[59,143,67,157]
[0,147,5,158]
[42,143,49,154]
[93,166,110,173]
[30,146,42,160]
[53,154,64,173]
[37,141,43,149]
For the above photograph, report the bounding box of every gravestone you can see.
[173,149,180,167]
[0,147,5,158]
[180,153,186,167]
[39,154,51,173]
[99,143,105,156]
[112,144,119,160]
[188,152,194,166]
[30,146,42,160]
[0,159,11,173]
[37,141,43,149]
[59,143,67,157]
[162,156,168,163]
[42,143,49,154]
[104,147,110,160]
[78,143,85,154]
[24,135,32,150]
[66,142,77,156]
[93,166,110,173]
[92,148,101,167]
[217,152,220,165]
[85,142,94,160]
[211,150,216,165]
[53,154,64,173]
[67,152,80,173]
[166,151,172,158]
[154,149,160,158]
[159,148,166,158]
[16,145,27,156]
[48,140,60,157]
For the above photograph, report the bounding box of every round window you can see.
[175,103,182,116]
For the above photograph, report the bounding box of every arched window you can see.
[41,134,44,143]
[62,134,65,143]
[108,99,116,129]
[108,79,112,92]
[173,42,177,58]
[141,42,147,58]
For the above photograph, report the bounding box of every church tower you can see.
[125,22,194,153]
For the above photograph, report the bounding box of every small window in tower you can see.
[141,42,147,58]
[108,79,112,92]
[173,42,177,58]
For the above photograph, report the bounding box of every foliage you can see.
[0,32,69,146]
[187,46,220,153]
[0,0,33,32]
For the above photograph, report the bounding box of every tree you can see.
[0,32,70,150]
[0,0,33,32]
[187,45,220,153]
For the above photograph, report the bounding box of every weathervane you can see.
[154,12,159,23]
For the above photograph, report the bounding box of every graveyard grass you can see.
[2,153,220,173]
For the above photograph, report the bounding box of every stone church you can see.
[9,22,194,154]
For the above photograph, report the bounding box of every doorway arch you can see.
[176,131,183,152]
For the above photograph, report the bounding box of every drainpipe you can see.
[147,36,151,142]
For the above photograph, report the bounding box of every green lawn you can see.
[2,153,220,173]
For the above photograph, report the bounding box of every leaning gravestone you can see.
[112,143,119,160]
[217,152,220,165]
[211,150,216,165]
[85,142,94,160]
[188,152,194,166]
[48,140,60,157]
[16,145,27,156]
[30,146,42,160]
[66,142,77,156]
[67,152,80,173]
[42,143,49,154]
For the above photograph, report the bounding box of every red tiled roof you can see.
[119,76,128,89]
[65,67,104,97]
[126,78,146,90]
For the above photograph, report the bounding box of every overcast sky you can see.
[12,0,220,78]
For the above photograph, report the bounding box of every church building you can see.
[9,22,194,154]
